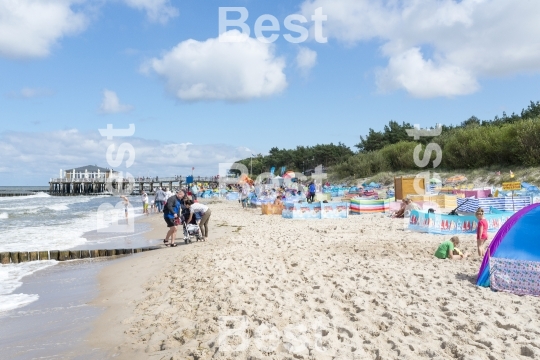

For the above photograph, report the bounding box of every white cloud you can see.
[122,0,178,24]
[0,130,253,184]
[0,0,87,59]
[99,90,133,114]
[143,30,287,102]
[6,87,54,99]
[375,48,479,98]
[296,47,317,75]
[300,0,540,97]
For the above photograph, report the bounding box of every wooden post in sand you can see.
[90,250,99,258]
[10,252,20,264]
[98,250,107,257]
[19,252,29,262]
[38,251,49,260]
[29,252,39,261]
[58,250,70,261]
[50,250,59,261]
[69,250,80,260]
[133,248,141,253]
[0,252,10,264]
[106,249,115,256]
[80,250,90,259]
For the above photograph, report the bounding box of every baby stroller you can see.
[181,208,203,244]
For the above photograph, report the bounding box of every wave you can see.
[0,192,50,202]
[0,212,7,219]
[0,293,39,313]
[46,204,69,211]
[0,261,57,314]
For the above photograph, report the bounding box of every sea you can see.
[0,187,150,314]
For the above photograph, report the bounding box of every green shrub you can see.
[379,141,418,170]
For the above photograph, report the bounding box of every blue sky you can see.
[1,0,540,185]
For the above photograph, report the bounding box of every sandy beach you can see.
[89,200,540,359]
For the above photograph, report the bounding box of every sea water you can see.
[0,192,147,313]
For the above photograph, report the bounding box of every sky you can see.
[1,0,540,185]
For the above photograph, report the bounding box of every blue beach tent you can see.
[477,203,540,296]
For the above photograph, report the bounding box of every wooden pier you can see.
[48,176,220,196]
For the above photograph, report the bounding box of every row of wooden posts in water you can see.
[0,247,160,264]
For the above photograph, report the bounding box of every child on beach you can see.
[121,196,129,224]
[434,236,468,260]
[476,208,489,256]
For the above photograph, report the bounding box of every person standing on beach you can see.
[121,196,129,224]
[191,183,199,201]
[163,190,185,247]
[308,182,316,203]
[141,191,149,216]
[154,187,166,212]
[164,187,172,200]
[185,199,211,241]
[476,208,489,256]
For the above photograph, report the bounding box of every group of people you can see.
[238,181,318,208]
[135,186,212,247]
[162,189,212,247]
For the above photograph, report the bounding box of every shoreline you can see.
[0,207,167,359]
[88,202,230,358]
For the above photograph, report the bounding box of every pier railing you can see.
[49,176,220,183]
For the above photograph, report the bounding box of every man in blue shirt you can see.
[308,182,316,203]
[163,190,185,247]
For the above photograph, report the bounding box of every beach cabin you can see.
[394,176,426,200]
[62,165,117,180]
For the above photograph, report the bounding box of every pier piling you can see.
[81,250,90,259]
[10,252,20,264]
[38,251,49,260]
[50,251,59,261]
[69,250,80,260]
[29,252,39,261]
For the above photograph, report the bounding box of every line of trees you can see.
[237,143,354,176]
[238,101,540,178]
[334,101,540,178]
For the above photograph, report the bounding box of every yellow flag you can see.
[510,171,515,178]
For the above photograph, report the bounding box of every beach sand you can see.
[89,200,540,359]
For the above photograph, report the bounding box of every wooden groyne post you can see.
[0,246,160,265]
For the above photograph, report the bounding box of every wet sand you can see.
[0,258,112,359]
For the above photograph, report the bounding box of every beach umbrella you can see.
[446,175,467,183]
[283,171,295,179]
